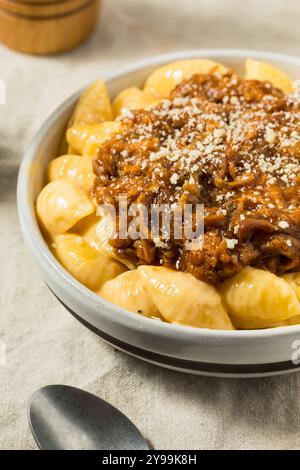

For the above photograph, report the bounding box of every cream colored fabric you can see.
[1,0,300,450]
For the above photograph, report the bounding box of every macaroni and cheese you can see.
[36,58,300,330]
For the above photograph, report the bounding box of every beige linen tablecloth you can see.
[1,0,300,450]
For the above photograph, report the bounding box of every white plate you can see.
[17,49,300,377]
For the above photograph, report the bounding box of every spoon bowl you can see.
[28,385,150,450]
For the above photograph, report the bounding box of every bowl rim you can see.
[17,48,300,341]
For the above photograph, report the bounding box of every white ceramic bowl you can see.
[17,49,300,378]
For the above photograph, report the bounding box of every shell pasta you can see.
[37,180,95,235]
[36,58,300,330]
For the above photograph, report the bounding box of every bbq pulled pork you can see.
[92,72,300,284]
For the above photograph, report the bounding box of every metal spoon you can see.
[28,385,150,450]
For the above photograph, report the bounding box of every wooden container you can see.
[0,0,101,55]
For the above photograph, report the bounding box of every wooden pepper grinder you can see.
[0,0,101,55]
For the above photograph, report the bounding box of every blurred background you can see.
[1,0,299,158]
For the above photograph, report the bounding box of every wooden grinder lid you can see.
[0,0,101,55]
